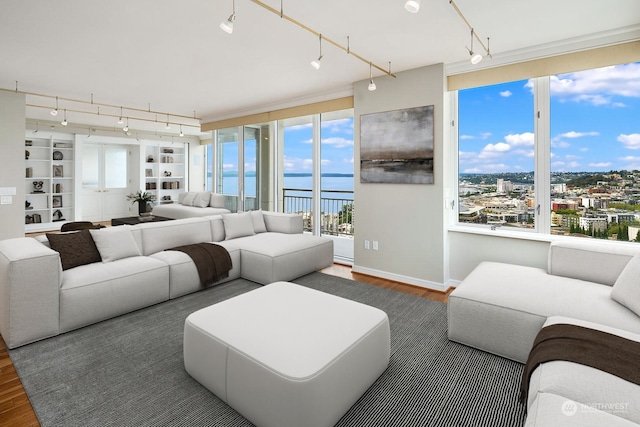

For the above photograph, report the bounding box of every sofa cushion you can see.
[59,256,169,332]
[227,233,334,284]
[223,212,255,240]
[251,210,267,233]
[611,254,640,316]
[135,218,214,255]
[181,192,197,206]
[193,192,211,208]
[210,193,225,208]
[90,226,141,262]
[46,230,102,270]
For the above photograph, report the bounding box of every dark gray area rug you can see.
[9,272,526,427]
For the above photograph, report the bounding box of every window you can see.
[456,62,640,243]
[458,79,534,228]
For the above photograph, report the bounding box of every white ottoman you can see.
[183,281,390,427]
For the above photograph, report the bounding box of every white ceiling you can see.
[1,0,638,137]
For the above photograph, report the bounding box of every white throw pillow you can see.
[223,212,255,240]
[251,210,267,233]
[193,192,211,208]
[181,192,197,206]
[611,254,640,316]
[90,227,141,262]
[210,193,225,208]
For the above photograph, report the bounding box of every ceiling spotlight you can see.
[50,96,59,116]
[467,29,483,65]
[368,62,376,91]
[61,109,68,126]
[117,107,124,124]
[220,0,236,34]
[404,0,421,13]
[123,117,129,132]
[179,125,184,137]
[311,34,323,70]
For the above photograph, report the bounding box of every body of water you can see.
[222,175,354,199]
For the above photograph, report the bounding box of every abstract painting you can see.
[360,105,434,184]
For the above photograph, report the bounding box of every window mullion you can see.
[534,76,551,234]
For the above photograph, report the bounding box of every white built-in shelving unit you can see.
[142,142,188,204]
[24,134,75,231]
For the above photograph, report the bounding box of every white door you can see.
[81,143,130,221]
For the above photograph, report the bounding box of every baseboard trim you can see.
[351,265,447,292]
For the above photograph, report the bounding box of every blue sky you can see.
[459,62,640,174]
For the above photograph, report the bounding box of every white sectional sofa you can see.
[448,239,640,426]
[152,191,231,219]
[0,211,333,349]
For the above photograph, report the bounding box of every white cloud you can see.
[588,162,612,168]
[321,118,354,135]
[478,142,510,159]
[223,163,235,170]
[458,151,477,163]
[560,131,599,138]
[619,156,640,170]
[565,154,581,160]
[580,147,589,152]
[551,140,571,149]
[321,137,353,148]
[505,132,534,146]
[460,132,491,140]
[283,156,313,172]
[618,133,640,150]
[463,164,510,173]
[567,161,581,168]
[552,131,598,149]
[549,63,640,106]
[500,90,512,97]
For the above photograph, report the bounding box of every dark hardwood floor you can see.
[0,263,452,426]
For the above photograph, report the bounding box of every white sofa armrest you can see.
[0,237,61,348]
[262,212,303,234]
[548,240,640,286]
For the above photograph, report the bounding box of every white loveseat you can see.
[448,239,640,426]
[152,191,231,219]
[0,211,333,349]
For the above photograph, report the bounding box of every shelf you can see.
[25,134,75,231]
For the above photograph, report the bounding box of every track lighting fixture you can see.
[368,62,376,91]
[117,107,124,124]
[165,114,171,129]
[220,0,236,34]
[310,34,323,70]
[61,109,68,126]
[404,0,421,13]
[467,29,483,65]
[123,117,129,132]
[179,125,184,137]
[50,96,59,116]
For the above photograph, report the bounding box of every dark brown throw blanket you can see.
[167,243,232,288]
[520,323,640,404]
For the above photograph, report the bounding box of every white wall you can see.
[352,64,448,290]
[0,92,26,239]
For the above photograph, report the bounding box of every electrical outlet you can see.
[364,240,370,250]
[373,240,379,250]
